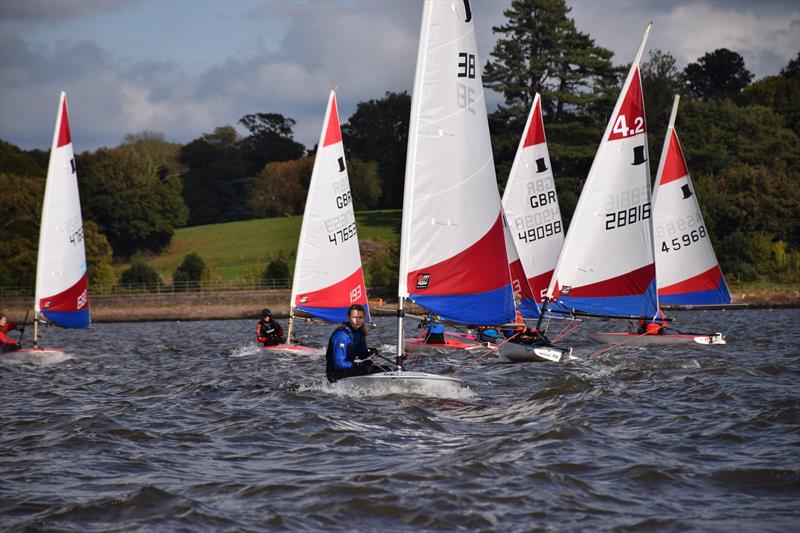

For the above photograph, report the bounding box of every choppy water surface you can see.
[1,308,798,531]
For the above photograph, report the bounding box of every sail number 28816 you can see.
[605,202,651,230]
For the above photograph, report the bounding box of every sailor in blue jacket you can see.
[423,314,446,344]
[326,304,381,383]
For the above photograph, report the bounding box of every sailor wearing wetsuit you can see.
[326,304,381,383]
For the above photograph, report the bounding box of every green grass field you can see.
[127,210,402,280]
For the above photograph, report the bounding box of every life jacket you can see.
[645,322,665,335]
[257,319,283,345]
[326,323,367,375]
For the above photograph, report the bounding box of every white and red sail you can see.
[398,0,514,326]
[35,92,90,329]
[502,94,564,318]
[290,90,370,323]
[652,96,731,306]
[546,24,658,318]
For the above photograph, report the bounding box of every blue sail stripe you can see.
[297,305,371,324]
[659,278,731,306]
[410,284,515,325]
[550,279,658,317]
[42,309,91,329]
[518,297,541,319]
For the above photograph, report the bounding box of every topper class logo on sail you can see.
[416,274,430,289]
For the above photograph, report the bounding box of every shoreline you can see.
[2,288,798,323]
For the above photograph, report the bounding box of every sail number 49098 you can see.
[518,221,561,243]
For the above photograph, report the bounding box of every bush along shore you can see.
[1,286,797,323]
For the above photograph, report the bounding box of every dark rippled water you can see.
[2,308,798,531]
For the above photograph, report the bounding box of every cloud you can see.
[0,0,134,23]
[569,0,800,78]
[1,0,797,152]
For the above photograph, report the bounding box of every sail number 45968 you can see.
[660,226,707,252]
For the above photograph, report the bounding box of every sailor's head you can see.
[261,308,272,319]
[347,304,366,328]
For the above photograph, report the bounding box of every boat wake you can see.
[2,350,74,365]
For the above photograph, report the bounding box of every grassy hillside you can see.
[126,210,401,281]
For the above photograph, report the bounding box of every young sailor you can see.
[326,304,382,383]
[256,308,284,346]
[422,314,446,344]
[0,313,21,353]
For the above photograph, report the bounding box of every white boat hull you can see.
[589,332,726,346]
[334,371,467,397]
[498,342,575,363]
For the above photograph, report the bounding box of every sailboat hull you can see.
[498,342,575,363]
[334,371,467,396]
[589,332,726,345]
[405,337,483,350]
[261,344,324,355]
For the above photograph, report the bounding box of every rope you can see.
[723,311,744,338]
[552,320,581,344]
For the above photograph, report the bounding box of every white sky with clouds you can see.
[1,0,797,152]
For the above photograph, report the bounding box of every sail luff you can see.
[35,92,67,316]
[397,1,432,301]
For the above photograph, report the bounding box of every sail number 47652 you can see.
[68,227,84,245]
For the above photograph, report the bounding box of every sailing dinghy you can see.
[15,92,91,357]
[273,90,370,355]
[591,95,730,345]
[541,24,662,342]
[497,93,573,362]
[336,0,506,393]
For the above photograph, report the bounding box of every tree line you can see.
[1,0,798,289]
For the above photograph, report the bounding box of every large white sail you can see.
[35,91,91,332]
[502,93,564,317]
[652,95,731,306]
[290,90,370,324]
[398,0,514,326]
[545,24,658,319]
